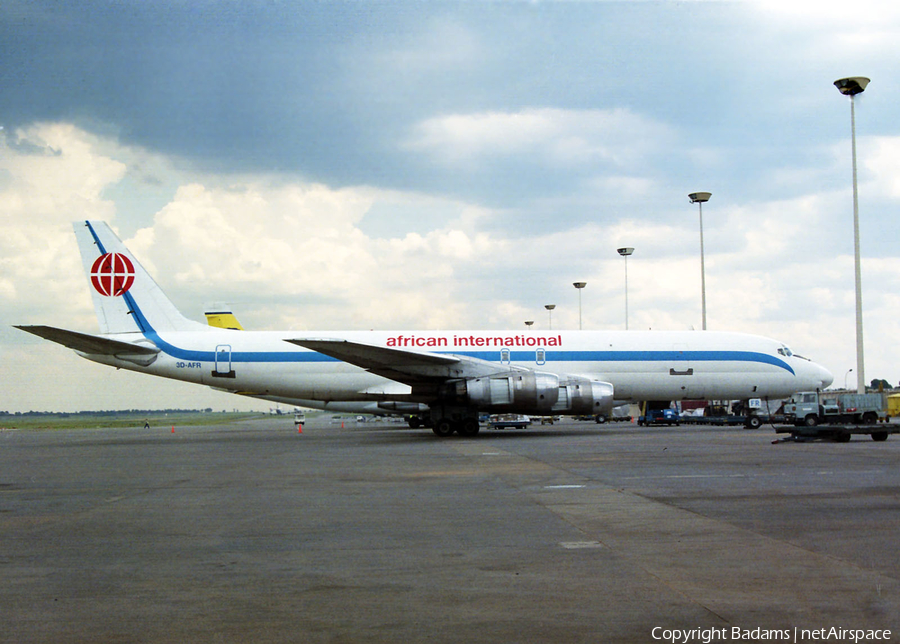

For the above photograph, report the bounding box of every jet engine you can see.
[558,376,615,417]
[443,371,614,417]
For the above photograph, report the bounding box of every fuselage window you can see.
[536,348,546,365]
[500,348,510,364]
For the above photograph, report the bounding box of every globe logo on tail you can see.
[91,253,135,297]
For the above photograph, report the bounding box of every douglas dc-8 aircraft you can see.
[17,221,833,437]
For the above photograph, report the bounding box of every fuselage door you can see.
[213,344,235,378]
[670,343,693,377]
[670,342,703,398]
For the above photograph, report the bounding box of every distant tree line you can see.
[0,408,215,417]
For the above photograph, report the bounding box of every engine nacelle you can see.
[447,371,560,413]
[556,376,615,417]
[444,371,614,417]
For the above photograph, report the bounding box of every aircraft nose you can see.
[795,358,832,390]
[812,362,834,389]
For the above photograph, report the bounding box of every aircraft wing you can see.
[285,337,512,385]
[16,325,160,366]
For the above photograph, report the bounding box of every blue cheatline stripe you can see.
[150,341,338,364]
[451,350,793,374]
[84,221,794,375]
[147,345,796,374]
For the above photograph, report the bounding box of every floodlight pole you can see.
[573,282,586,330]
[544,304,556,330]
[835,76,869,394]
[689,192,711,330]
[617,248,634,330]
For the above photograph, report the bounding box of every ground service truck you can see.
[785,391,888,426]
[782,391,895,442]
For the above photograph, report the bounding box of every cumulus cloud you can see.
[865,137,900,200]
[122,177,510,331]
[751,0,900,28]
[4,120,900,410]
[404,108,673,169]
[0,123,125,323]
[748,0,900,54]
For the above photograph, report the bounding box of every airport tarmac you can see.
[2,417,898,643]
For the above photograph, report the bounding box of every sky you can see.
[2,0,900,412]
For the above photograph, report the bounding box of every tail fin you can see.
[74,220,204,334]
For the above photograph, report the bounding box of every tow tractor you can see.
[637,402,679,426]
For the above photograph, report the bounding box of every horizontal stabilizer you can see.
[16,325,160,366]
[205,310,244,330]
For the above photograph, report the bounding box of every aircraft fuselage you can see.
[82,328,831,404]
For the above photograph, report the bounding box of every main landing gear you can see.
[430,406,481,438]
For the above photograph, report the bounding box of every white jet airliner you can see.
[17,221,833,437]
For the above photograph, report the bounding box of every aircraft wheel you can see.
[458,418,480,437]
[432,419,455,437]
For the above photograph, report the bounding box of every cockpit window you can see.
[777,346,793,357]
